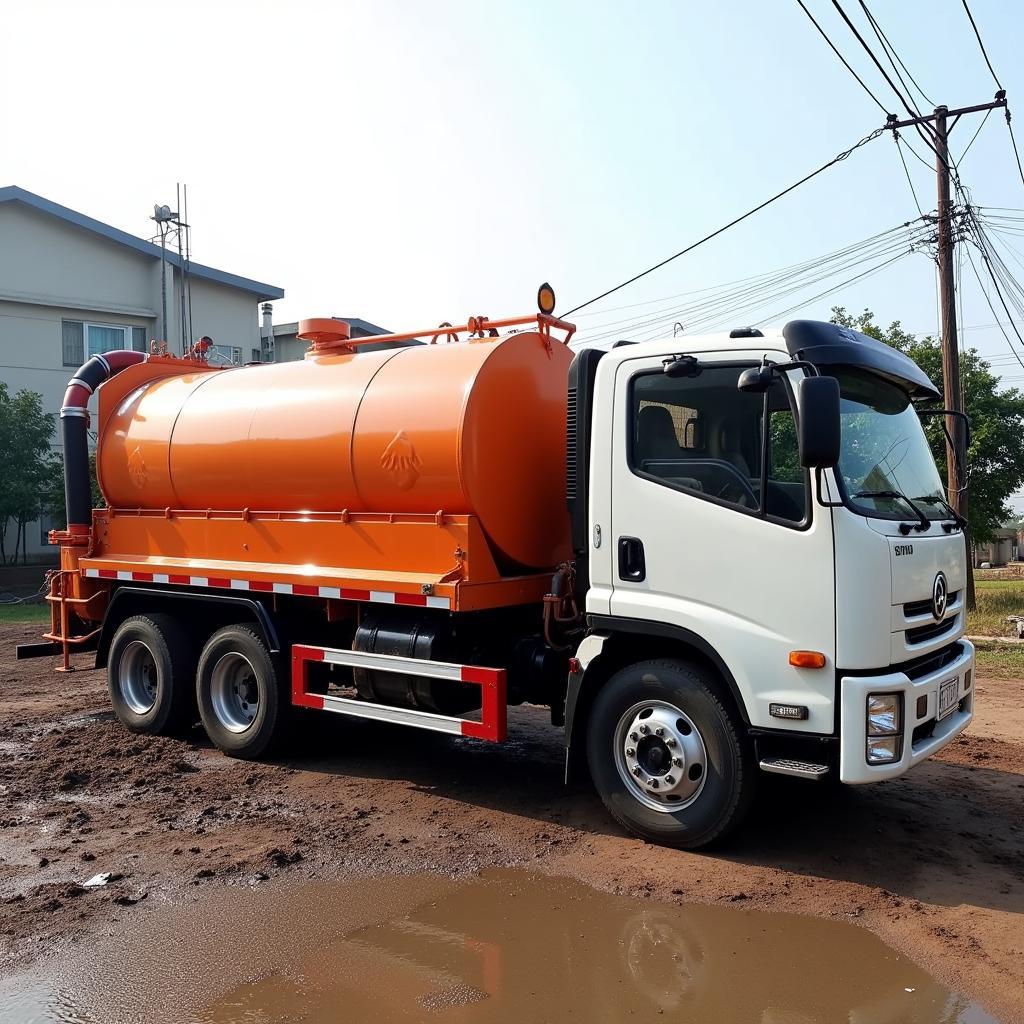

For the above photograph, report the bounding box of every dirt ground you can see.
[0,622,1021,1022]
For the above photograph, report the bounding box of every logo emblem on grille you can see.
[932,571,948,621]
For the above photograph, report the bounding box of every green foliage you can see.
[0,383,59,564]
[830,307,1024,543]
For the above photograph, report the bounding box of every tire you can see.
[586,659,755,849]
[108,614,197,735]
[196,625,285,759]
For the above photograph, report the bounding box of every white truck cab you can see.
[564,319,974,846]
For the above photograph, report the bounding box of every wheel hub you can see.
[119,640,159,715]
[615,701,708,812]
[210,653,260,733]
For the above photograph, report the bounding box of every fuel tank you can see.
[97,331,573,570]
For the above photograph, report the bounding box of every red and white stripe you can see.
[81,567,450,609]
[291,644,507,742]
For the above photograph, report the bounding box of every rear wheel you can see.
[108,614,197,735]
[196,625,284,759]
[586,659,754,848]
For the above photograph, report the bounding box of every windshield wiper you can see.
[912,494,967,531]
[853,490,930,534]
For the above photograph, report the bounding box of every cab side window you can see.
[629,366,808,525]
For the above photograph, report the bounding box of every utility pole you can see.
[889,94,1006,610]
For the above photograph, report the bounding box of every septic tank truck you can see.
[19,290,974,848]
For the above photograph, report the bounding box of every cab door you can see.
[606,351,837,734]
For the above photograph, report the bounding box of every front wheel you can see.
[586,659,754,848]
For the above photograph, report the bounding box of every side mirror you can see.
[797,376,841,468]
[737,365,773,393]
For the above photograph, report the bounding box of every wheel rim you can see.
[209,652,260,733]
[119,640,159,714]
[613,700,708,813]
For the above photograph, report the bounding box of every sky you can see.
[2,0,1023,507]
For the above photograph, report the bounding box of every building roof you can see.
[0,186,284,301]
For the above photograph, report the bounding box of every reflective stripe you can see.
[79,567,451,609]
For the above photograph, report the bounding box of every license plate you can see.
[937,676,960,721]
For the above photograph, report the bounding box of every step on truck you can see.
[19,289,975,848]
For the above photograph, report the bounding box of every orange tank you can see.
[97,330,573,570]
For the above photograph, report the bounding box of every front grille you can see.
[904,591,960,618]
[906,616,958,646]
[565,386,578,500]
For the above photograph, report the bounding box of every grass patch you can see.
[975,645,1024,680]
[967,576,1024,637]
[0,603,50,624]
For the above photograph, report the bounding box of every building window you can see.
[62,321,148,366]
[210,344,242,365]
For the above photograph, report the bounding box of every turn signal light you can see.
[789,650,826,669]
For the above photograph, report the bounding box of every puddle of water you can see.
[1,870,998,1024]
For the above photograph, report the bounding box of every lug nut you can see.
[626,747,635,758]
[630,732,639,742]
[665,774,674,784]
[632,765,642,777]
[665,737,677,748]
[639,724,649,735]
[655,727,664,736]
[672,757,683,767]
[649,778,659,788]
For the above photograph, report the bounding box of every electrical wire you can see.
[961,205,1024,369]
[955,107,992,168]
[960,0,1002,91]
[579,231,918,341]
[564,126,887,316]
[580,223,931,344]
[829,0,919,119]
[956,0,1022,190]
[859,2,933,112]
[893,132,924,216]
[577,221,918,333]
[794,0,890,114]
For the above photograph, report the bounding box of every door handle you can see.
[618,536,646,582]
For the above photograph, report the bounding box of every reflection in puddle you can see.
[3,870,998,1023]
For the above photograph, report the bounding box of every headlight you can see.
[867,694,901,735]
[867,735,902,764]
[866,693,902,765]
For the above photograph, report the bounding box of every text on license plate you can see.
[937,676,960,721]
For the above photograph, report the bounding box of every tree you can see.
[0,384,59,564]
[830,307,1024,544]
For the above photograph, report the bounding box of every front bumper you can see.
[839,639,975,784]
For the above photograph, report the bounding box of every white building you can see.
[0,186,284,559]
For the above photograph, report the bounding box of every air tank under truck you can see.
[21,299,976,849]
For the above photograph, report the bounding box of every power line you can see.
[830,0,919,119]
[955,107,992,168]
[893,132,925,216]
[860,1,933,108]
[960,0,1002,91]
[961,207,1024,370]
[577,221,919,333]
[956,0,1022,189]
[859,2,933,111]
[794,0,889,114]
[565,126,887,316]
[1006,119,1024,189]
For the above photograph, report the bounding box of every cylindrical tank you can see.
[98,332,573,569]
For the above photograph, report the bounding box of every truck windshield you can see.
[832,367,947,521]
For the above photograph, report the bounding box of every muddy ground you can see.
[0,622,1021,1022]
